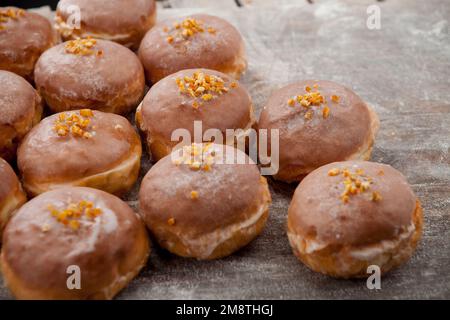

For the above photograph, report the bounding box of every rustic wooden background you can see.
[0,0,449,299]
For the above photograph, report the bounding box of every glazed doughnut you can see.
[138,14,247,84]
[0,7,56,81]
[0,70,43,162]
[0,158,26,241]
[258,80,379,182]
[287,160,423,278]
[1,187,150,299]
[139,143,271,260]
[17,109,141,196]
[55,0,157,50]
[136,68,255,161]
[34,38,145,114]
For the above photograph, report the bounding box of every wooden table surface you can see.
[1,0,449,299]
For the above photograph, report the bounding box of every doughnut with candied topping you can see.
[18,110,142,196]
[258,80,380,182]
[287,160,423,278]
[1,187,149,299]
[136,68,254,161]
[139,143,271,260]
[138,14,247,84]
[0,7,56,81]
[55,0,157,50]
[34,39,145,114]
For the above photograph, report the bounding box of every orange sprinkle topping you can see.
[287,84,343,120]
[202,93,213,101]
[167,217,176,226]
[190,190,199,199]
[165,18,216,43]
[0,8,25,30]
[65,37,102,56]
[175,71,236,108]
[53,109,94,138]
[371,191,383,202]
[173,143,216,171]
[47,200,102,230]
[328,167,382,204]
[331,95,340,103]
[322,106,330,119]
[328,168,340,176]
[288,98,295,106]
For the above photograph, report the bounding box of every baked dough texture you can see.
[258,80,379,182]
[138,14,247,84]
[1,187,150,299]
[34,39,145,114]
[55,0,157,50]
[18,109,142,196]
[0,70,43,162]
[139,143,271,260]
[0,7,56,81]
[136,68,254,161]
[287,160,423,278]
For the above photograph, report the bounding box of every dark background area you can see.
[3,1,59,9]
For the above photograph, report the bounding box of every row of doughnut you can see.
[0,1,422,299]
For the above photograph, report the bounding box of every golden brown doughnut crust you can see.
[136,68,254,161]
[258,80,379,182]
[34,39,145,114]
[138,14,247,84]
[139,144,271,259]
[17,110,141,196]
[0,158,26,240]
[0,7,56,81]
[1,187,150,299]
[0,70,43,162]
[287,161,423,278]
[55,0,157,50]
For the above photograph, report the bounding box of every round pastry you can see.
[0,7,56,81]
[34,38,145,114]
[1,187,150,299]
[139,143,271,260]
[258,80,380,182]
[136,68,254,161]
[55,0,157,50]
[138,14,247,84]
[0,157,26,241]
[17,109,141,196]
[287,160,423,278]
[0,70,43,162]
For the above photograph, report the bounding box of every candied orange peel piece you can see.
[328,167,382,204]
[175,71,236,109]
[53,109,94,138]
[46,200,102,230]
[65,37,102,56]
[164,17,216,43]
